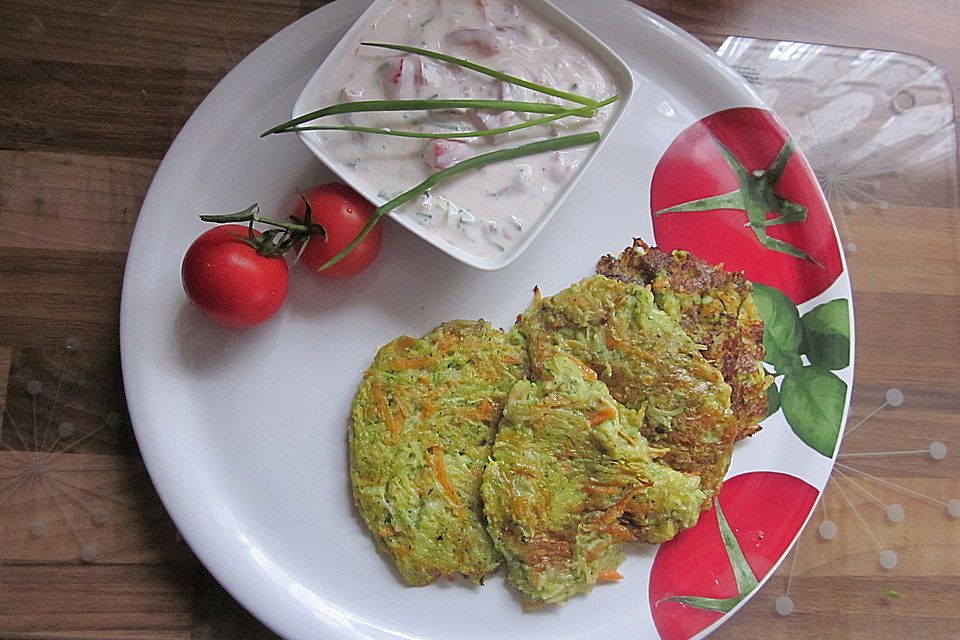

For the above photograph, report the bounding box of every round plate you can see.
[120,2,853,639]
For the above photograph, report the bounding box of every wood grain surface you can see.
[1,1,958,638]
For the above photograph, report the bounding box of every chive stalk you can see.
[284,96,618,140]
[316,131,601,271]
[262,98,597,137]
[361,42,598,107]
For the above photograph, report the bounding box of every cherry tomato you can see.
[296,183,383,278]
[648,471,819,640]
[651,107,843,305]
[181,225,289,329]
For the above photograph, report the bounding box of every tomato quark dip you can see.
[314,0,621,261]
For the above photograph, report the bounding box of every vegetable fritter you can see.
[597,239,771,439]
[349,320,528,585]
[515,276,737,508]
[481,355,704,603]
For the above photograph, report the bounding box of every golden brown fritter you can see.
[481,354,705,603]
[515,276,736,508]
[350,320,528,585]
[597,239,771,439]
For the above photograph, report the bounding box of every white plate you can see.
[120,2,852,639]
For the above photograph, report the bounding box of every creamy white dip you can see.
[316,0,618,261]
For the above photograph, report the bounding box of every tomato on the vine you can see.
[181,183,381,327]
[295,183,383,278]
[181,225,289,329]
[650,107,843,305]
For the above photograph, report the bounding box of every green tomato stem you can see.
[715,498,759,594]
[315,130,601,272]
[200,205,316,235]
[662,498,760,614]
[665,593,745,614]
[198,202,325,258]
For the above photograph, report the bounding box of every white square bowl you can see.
[291,0,635,270]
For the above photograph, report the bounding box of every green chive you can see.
[262,98,595,137]
[285,96,618,140]
[316,131,601,271]
[362,42,598,107]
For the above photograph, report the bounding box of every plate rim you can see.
[119,2,851,639]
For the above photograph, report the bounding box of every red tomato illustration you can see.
[650,107,843,305]
[648,471,819,640]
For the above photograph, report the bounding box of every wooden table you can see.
[2,1,958,638]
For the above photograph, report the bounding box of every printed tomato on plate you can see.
[648,471,819,640]
[650,107,843,305]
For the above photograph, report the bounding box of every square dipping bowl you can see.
[292,0,635,270]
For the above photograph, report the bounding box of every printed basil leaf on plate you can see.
[780,366,847,457]
[800,298,851,370]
